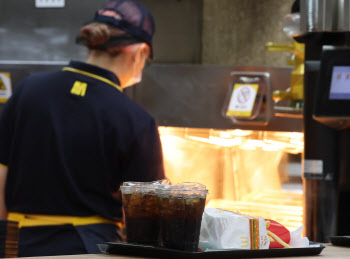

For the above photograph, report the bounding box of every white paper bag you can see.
[199,208,270,250]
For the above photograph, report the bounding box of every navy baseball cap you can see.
[78,0,155,57]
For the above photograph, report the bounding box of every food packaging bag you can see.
[266,219,309,248]
[199,208,270,250]
[266,219,291,248]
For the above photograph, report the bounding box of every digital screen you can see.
[329,66,350,100]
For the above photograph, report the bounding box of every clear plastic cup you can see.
[156,182,208,251]
[120,179,169,246]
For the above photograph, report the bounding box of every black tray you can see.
[97,242,325,258]
[329,236,350,247]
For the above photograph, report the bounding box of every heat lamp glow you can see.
[158,127,304,231]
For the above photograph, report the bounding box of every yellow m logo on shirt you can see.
[70,81,87,97]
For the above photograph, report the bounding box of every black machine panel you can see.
[303,43,350,242]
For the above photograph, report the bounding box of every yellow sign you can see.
[70,81,87,97]
[0,80,6,90]
[226,83,259,117]
[0,72,12,103]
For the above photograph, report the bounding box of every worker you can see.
[0,0,165,256]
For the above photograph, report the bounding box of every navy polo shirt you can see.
[0,61,165,221]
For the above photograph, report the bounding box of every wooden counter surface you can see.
[17,244,350,259]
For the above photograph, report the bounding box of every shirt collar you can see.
[68,60,121,86]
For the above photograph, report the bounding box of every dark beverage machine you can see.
[296,31,350,242]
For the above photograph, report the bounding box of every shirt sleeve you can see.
[121,119,165,182]
[0,78,26,166]
[0,96,15,166]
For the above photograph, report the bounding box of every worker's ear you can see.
[122,43,149,63]
[132,43,150,64]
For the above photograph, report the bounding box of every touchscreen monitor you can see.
[329,66,350,100]
[313,47,350,129]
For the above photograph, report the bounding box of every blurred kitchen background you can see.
[0,0,302,231]
[0,0,295,64]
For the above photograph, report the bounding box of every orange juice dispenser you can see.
[265,41,305,118]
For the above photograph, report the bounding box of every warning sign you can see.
[0,81,6,90]
[0,72,12,103]
[226,83,259,117]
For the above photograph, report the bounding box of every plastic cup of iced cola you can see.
[156,182,208,251]
[120,179,169,246]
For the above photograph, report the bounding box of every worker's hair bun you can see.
[79,23,111,48]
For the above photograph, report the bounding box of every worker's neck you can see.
[86,51,130,87]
